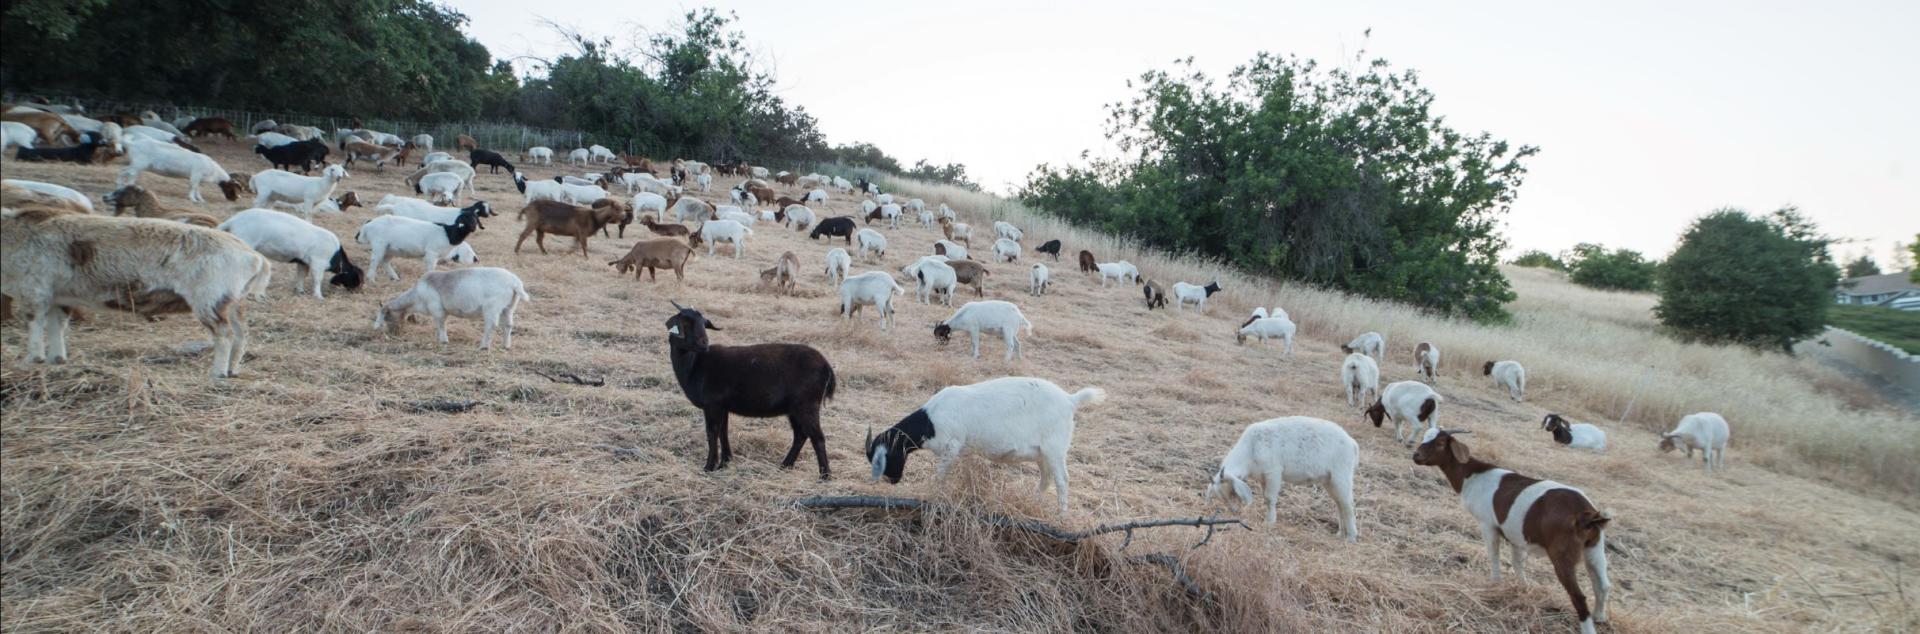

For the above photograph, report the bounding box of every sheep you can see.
[856,228,888,261]
[217,209,364,299]
[809,216,858,243]
[1143,280,1169,309]
[1,205,271,378]
[903,256,959,306]
[182,117,238,140]
[824,248,852,286]
[1205,417,1359,540]
[1416,342,1441,383]
[354,211,483,282]
[1341,332,1386,362]
[3,121,40,152]
[992,238,1022,263]
[5,179,93,212]
[663,302,837,476]
[866,376,1104,513]
[839,271,904,329]
[933,240,971,261]
[1096,261,1140,287]
[1484,360,1527,402]
[993,220,1024,242]
[1365,381,1442,445]
[1542,414,1607,452]
[1030,263,1050,296]
[470,149,515,174]
[14,132,104,164]
[609,238,696,282]
[526,146,554,164]
[689,220,753,258]
[1171,280,1222,311]
[342,140,404,170]
[1412,430,1613,634]
[1078,250,1096,273]
[515,199,629,257]
[934,300,1033,362]
[374,267,529,351]
[1237,316,1296,353]
[377,197,495,229]
[249,164,350,221]
[760,251,802,292]
[118,137,240,203]
[1660,412,1731,472]
[256,139,329,173]
[783,204,816,231]
[1034,239,1062,262]
[949,260,992,297]
[419,172,464,204]
[1341,353,1381,409]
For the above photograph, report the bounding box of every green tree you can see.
[1843,254,1880,278]
[1908,235,1919,283]
[1019,53,1530,321]
[1656,208,1841,352]
[1510,250,1565,270]
[1564,243,1658,291]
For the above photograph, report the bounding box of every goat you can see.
[119,137,240,203]
[759,250,801,292]
[1030,264,1050,296]
[343,140,404,170]
[1660,412,1730,472]
[1236,316,1296,353]
[1542,414,1607,452]
[515,199,628,257]
[809,216,858,243]
[1078,250,1096,273]
[949,260,991,297]
[839,271,904,329]
[824,248,852,286]
[217,208,364,298]
[1365,381,1441,445]
[609,238,696,282]
[374,267,528,350]
[1341,353,1381,409]
[1206,416,1359,540]
[1143,280,1169,309]
[256,139,329,173]
[665,302,837,477]
[1341,332,1386,362]
[1171,280,1222,311]
[856,228,888,261]
[1413,430,1613,634]
[181,117,237,140]
[903,256,959,306]
[470,149,515,174]
[6,179,94,212]
[1416,342,1440,383]
[355,211,483,282]
[1484,360,1527,402]
[14,131,103,163]
[689,220,753,258]
[1034,239,1062,261]
[934,300,1033,361]
[250,164,350,221]
[1096,261,1140,287]
[867,376,1104,513]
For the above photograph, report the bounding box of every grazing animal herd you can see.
[0,100,1746,633]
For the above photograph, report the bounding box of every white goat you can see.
[824,248,852,286]
[250,165,350,221]
[526,146,554,164]
[4,179,93,212]
[1206,416,1360,540]
[839,270,904,329]
[1172,280,1223,311]
[1236,315,1296,353]
[1030,263,1050,296]
[866,377,1105,514]
[1341,353,1381,408]
[2,121,37,152]
[992,238,1022,263]
[1366,381,1442,445]
[117,137,238,203]
[696,219,752,258]
[1542,414,1608,452]
[1096,261,1140,287]
[1342,331,1386,361]
[934,240,970,261]
[566,148,590,165]
[936,300,1033,362]
[420,172,464,204]
[218,208,363,299]
[1660,412,1730,472]
[784,204,816,230]
[856,228,888,261]
[903,256,958,306]
[993,220,1023,242]
[1485,360,1527,402]
[373,267,529,350]
[355,213,483,282]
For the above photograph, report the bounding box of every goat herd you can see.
[1,102,1740,634]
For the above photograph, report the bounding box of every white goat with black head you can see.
[867,377,1105,513]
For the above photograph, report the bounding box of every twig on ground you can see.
[534,371,605,386]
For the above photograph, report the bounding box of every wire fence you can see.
[6,93,647,157]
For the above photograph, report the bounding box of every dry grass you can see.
[2,147,1916,633]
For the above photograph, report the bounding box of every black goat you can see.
[1034,239,1062,261]
[257,139,329,173]
[470,149,515,174]
[665,302,836,478]
[809,216,858,243]
[16,133,101,163]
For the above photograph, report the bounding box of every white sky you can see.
[456,0,1916,261]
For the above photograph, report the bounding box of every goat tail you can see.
[823,366,838,401]
[514,285,532,304]
[242,254,274,301]
[1068,387,1106,410]
[1023,317,1033,336]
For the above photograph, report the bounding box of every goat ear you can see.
[1448,437,1471,464]
[704,319,720,331]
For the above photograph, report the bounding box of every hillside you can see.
[2,141,1916,633]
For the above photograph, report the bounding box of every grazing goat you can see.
[355,211,483,282]
[809,216,857,243]
[2,205,271,378]
[992,238,1022,263]
[182,117,238,140]
[119,137,241,203]
[1206,416,1359,540]
[824,248,852,286]
[1030,264,1050,296]
[1415,342,1440,383]
[1413,430,1613,634]
[218,208,364,298]
[343,140,404,170]
[515,199,629,257]
[1237,316,1296,353]
[867,377,1104,513]
[1143,280,1168,309]
[1096,261,1140,287]
[1484,360,1527,402]
[689,220,753,258]
[256,139,329,173]
[665,302,837,477]
[1341,353,1380,408]
[760,251,801,292]
[856,228,888,261]
[609,238,695,282]
[1035,239,1062,261]
[1660,412,1730,472]
[949,260,991,297]
[839,271,904,329]
[1341,331,1386,361]
[15,131,103,163]
[935,300,1033,361]
[375,267,528,350]
[470,149,515,174]
[903,256,959,306]
[1366,381,1441,445]
[639,214,691,238]
[1078,250,1096,273]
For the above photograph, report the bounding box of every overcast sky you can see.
[457,0,1914,262]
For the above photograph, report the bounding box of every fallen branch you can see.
[390,399,483,414]
[533,371,605,386]
[1131,553,1210,601]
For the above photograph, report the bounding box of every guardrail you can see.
[1817,326,1920,392]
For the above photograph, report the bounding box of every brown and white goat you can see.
[1415,342,1440,383]
[1,110,80,145]
[343,140,404,170]
[1413,430,1613,634]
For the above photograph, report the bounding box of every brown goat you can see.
[182,117,238,140]
[227,172,254,194]
[775,172,798,186]
[170,213,221,228]
[456,134,478,151]
[639,214,692,238]
[948,260,991,296]
[760,251,801,292]
[1078,250,1097,273]
[749,185,779,204]
[343,140,403,170]
[620,154,658,174]
[515,199,629,257]
[608,238,695,282]
[103,185,194,219]
[1,110,80,144]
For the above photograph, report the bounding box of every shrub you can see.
[1656,208,1839,352]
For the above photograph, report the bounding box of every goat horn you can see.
[864,424,873,449]
[670,300,686,311]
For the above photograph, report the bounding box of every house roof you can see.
[1838,272,1920,296]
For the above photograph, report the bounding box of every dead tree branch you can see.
[533,371,605,386]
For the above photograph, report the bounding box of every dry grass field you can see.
[2,140,1916,633]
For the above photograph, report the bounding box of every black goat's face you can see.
[665,302,719,350]
[932,323,953,343]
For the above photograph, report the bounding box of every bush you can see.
[1656,208,1839,352]
[1511,250,1565,270]
[1564,243,1658,291]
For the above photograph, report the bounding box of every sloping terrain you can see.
[2,141,1915,632]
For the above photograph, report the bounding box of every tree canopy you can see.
[1018,53,1532,321]
[1656,207,1840,352]
[1564,243,1659,292]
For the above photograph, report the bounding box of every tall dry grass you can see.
[875,175,1920,499]
[1,149,1915,633]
